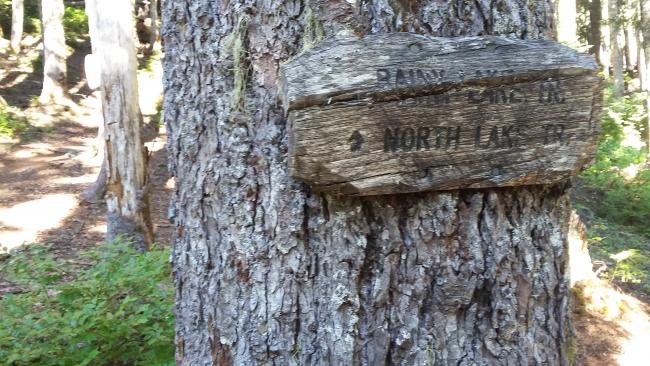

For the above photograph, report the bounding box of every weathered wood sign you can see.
[279,34,602,196]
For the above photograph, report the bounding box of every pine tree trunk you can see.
[146,0,157,54]
[590,0,602,63]
[82,5,107,203]
[640,1,650,154]
[625,18,639,73]
[39,0,67,104]
[162,1,577,364]
[602,0,611,76]
[89,0,153,250]
[10,0,23,54]
[610,0,625,96]
[638,32,646,91]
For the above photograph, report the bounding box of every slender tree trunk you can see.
[557,0,578,45]
[590,0,603,63]
[83,3,107,203]
[602,0,612,76]
[10,0,23,53]
[163,1,577,364]
[625,16,638,73]
[640,1,650,153]
[610,0,625,96]
[639,45,647,90]
[39,0,67,104]
[89,0,153,250]
[146,0,157,54]
[624,24,632,71]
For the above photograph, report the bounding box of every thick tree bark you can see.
[39,0,67,104]
[10,0,23,54]
[610,0,625,96]
[89,0,154,249]
[162,0,577,364]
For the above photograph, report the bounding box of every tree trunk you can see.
[82,0,109,202]
[146,0,157,54]
[638,32,646,90]
[10,0,23,54]
[640,1,650,154]
[39,0,67,104]
[610,0,625,96]
[556,0,578,45]
[602,0,611,76]
[625,20,637,73]
[88,0,153,250]
[590,0,602,63]
[162,1,576,364]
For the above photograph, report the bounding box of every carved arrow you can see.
[349,131,364,152]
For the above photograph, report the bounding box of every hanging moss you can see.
[222,15,251,112]
[302,6,325,52]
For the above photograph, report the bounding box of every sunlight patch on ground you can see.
[146,136,166,152]
[0,194,78,251]
[138,56,163,116]
[578,279,650,365]
[49,173,98,185]
[89,223,107,234]
[2,73,28,89]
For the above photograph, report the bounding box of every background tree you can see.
[87,0,153,250]
[611,0,626,96]
[588,0,603,62]
[10,0,23,53]
[39,0,66,104]
[162,0,577,364]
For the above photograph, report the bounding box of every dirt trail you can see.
[0,42,171,259]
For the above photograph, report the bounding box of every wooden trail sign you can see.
[279,34,602,196]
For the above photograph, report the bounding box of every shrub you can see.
[0,0,41,38]
[0,241,174,366]
[63,5,88,46]
[580,84,649,234]
[0,107,29,138]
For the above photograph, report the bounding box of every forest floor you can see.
[1,40,649,365]
[0,39,172,287]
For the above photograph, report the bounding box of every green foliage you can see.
[576,83,650,294]
[0,241,174,366]
[63,5,89,47]
[0,0,41,38]
[0,106,29,138]
[580,84,649,232]
[588,220,650,291]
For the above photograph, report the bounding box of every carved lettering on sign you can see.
[384,126,461,152]
[377,68,447,86]
[280,34,602,195]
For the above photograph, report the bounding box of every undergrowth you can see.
[0,241,174,365]
[0,0,41,38]
[0,106,29,138]
[63,5,89,47]
[576,83,650,293]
